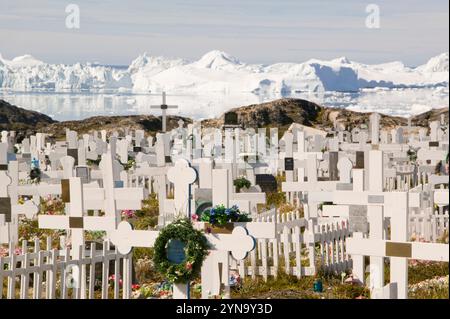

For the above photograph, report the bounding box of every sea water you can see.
[0,87,447,122]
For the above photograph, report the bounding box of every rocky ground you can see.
[1,98,448,140]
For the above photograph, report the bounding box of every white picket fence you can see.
[0,238,132,299]
[408,182,449,241]
[409,208,449,242]
[384,170,437,192]
[232,211,352,280]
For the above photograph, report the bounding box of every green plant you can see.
[29,167,41,184]
[86,157,101,166]
[133,247,154,261]
[131,193,160,229]
[266,192,286,209]
[85,231,106,241]
[120,157,136,171]
[332,283,369,299]
[233,177,251,192]
[140,284,157,298]
[407,149,417,162]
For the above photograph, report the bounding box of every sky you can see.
[0,0,448,66]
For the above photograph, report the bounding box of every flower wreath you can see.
[153,218,209,283]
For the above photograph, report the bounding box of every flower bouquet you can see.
[195,204,252,234]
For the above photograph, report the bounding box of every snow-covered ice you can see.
[0,50,448,93]
[0,50,448,121]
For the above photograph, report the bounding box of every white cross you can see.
[167,158,197,216]
[151,92,178,132]
[109,159,273,299]
[38,177,117,299]
[1,163,53,244]
[109,219,259,299]
[346,236,449,298]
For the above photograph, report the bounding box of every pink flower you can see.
[132,284,140,290]
[185,262,193,270]
[121,210,135,219]
[191,214,199,222]
[0,247,8,257]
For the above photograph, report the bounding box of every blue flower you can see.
[225,209,231,215]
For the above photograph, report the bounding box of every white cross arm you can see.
[12,201,39,219]
[232,193,266,204]
[417,149,446,161]
[82,187,145,210]
[134,166,170,176]
[234,222,276,239]
[17,184,61,196]
[434,190,449,206]
[38,215,117,231]
[292,152,323,160]
[109,221,158,255]
[204,226,255,260]
[378,144,409,152]
[151,105,178,109]
[282,181,339,192]
[0,224,9,243]
[429,175,449,186]
[322,205,349,217]
[346,238,449,262]
[309,191,404,206]
[409,192,421,208]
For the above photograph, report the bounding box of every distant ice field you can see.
[0,87,447,122]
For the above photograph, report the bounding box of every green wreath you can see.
[153,218,209,283]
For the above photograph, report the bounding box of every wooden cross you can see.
[167,158,197,217]
[109,159,274,299]
[282,152,352,217]
[38,176,119,299]
[39,178,117,254]
[151,92,178,132]
[309,188,410,298]
[109,219,259,299]
[206,167,275,298]
[346,235,449,298]
[0,163,42,244]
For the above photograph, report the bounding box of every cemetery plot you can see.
[0,111,448,299]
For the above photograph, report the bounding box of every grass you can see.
[4,191,449,300]
[2,256,448,300]
[408,261,448,284]
[229,261,448,299]
[231,271,369,299]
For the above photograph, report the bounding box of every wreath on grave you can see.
[153,218,209,284]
